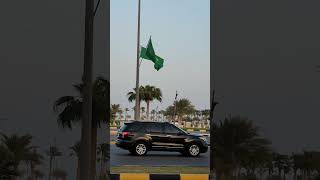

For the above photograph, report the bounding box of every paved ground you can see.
[110,144,210,166]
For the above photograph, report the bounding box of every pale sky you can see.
[110,0,210,115]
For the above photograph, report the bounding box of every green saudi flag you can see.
[140,37,164,71]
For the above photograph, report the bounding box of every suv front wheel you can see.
[187,143,200,157]
[132,142,148,156]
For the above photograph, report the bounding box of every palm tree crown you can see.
[127,85,162,120]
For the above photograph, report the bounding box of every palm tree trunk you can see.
[49,157,53,180]
[76,159,80,180]
[30,161,35,180]
[146,101,150,120]
[91,119,97,180]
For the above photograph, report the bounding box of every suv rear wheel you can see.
[133,142,148,156]
[187,143,200,157]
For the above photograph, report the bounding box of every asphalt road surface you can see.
[110,144,210,166]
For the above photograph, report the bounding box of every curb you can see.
[111,173,209,180]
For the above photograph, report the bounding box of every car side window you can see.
[146,123,163,133]
[164,124,180,134]
[125,124,138,132]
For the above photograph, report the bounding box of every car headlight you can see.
[199,136,208,143]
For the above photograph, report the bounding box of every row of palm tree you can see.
[212,115,320,180]
[53,76,109,180]
[0,132,109,180]
[0,133,44,180]
[112,95,209,125]
[3,117,320,180]
[69,141,109,180]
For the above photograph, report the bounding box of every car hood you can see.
[188,133,204,137]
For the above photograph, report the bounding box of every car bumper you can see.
[115,139,133,150]
[200,145,208,153]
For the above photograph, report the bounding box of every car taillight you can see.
[122,132,129,138]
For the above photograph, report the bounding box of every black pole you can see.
[210,90,218,180]
[80,0,94,178]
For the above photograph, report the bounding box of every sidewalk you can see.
[111,173,208,180]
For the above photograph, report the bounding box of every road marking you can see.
[120,173,149,180]
[180,174,208,180]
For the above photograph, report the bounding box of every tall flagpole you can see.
[135,0,141,121]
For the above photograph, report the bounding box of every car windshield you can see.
[172,124,188,134]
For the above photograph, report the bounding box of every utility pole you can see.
[134,0,141,121]
[80,0,94,178]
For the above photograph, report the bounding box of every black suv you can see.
[115,121,208,157]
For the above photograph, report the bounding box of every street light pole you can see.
[80,0,94,178]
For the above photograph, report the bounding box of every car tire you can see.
[186,143,200,157]
[133,142,148,156]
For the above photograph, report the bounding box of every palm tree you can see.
[291,153,304,180]
[151,109,156,120]
[202,109,210,120]
[124,108,129,121]
[302,151,316,180]
[128,86,145,118]
[118,108,123,121]
[141,85,162,119]
[97,143,109,180]
[0,144,19,178]
[70,141,80,180]
[166,98,196,124]
[140,107,146,120]
[46,146,62,180]
[111,104,121,125]
[164,106,175,121]
[273,153,292,180]
[127,85,162,120]
[0,133,35,180]
[53,77,109,180]
[213,115,271,180]
[26,147,43,180]
[158,110,165,121]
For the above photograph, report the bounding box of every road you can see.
[110,144,209,166]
